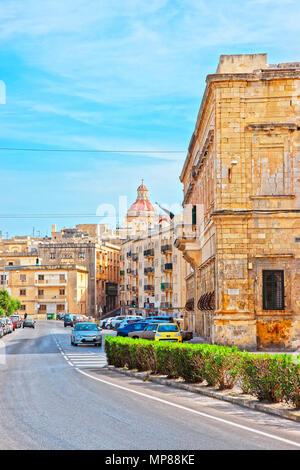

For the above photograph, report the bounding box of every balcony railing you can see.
[144,266,154,275]
[161,244,172,253]
[144,285,154,292]
[161,282,173,291]
[160,302,172,309]
[161,263,173,272]
[144,248,154,257]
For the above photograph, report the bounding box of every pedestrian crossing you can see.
[63,353,107,369]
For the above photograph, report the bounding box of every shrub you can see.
[239,353,300,405]
[202,345,242,389]
[104,336,300,407]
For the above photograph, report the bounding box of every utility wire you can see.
[0,147,185,153]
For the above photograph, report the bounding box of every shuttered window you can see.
[263,270,284,310]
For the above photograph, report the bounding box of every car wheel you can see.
[132,336,139,339]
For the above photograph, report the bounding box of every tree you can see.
[0,290,22,316]
[7,298,21,316]
[0,289,11,313]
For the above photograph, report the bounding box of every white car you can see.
[109,316,128,329]
[4,318,13,334]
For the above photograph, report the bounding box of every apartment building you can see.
[120,219,187,317]
[0,225,120,317]
[3,264,88,318]
[175,54,300,350]
[39,225,120,316]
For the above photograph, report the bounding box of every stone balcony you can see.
[174,224,201,267]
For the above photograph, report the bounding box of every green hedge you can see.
[105,336,300,408]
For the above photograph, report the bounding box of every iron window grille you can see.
[263,270,284,310]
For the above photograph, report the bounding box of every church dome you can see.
[127,181,157,218]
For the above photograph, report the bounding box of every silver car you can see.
[3,318,13,334]
[71,322,102,347]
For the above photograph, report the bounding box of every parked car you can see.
[0,318,7,335]
[4,318,13,334]
[154,323,182,343]
[99,317,114,329]
[145,316,173,322]
[23,318,35,329]
[128,322,159,340]
[117,321,149,337]
[109,316,127,329]
[10,315,22,329]
[56,313,65,320]
[71,322,102,347]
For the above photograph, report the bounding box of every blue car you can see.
[117,321,149,337]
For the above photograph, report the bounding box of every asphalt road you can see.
[0,320,299,450]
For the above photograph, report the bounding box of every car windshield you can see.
[157,324,179,332]
[75,324,98,331]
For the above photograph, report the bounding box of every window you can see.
[39,305,46,311]
[38,289,44,296]
[8,262,13,266]
[78,252,85,259]
[20,305,26,311]
[59,274,66,281]
[20,274,26,281]
[59,289,65,296]
[38,275,44,281]
[20,289,26,296]
[263,270,284,310]
[57,304,65,312]
[192,205,197,225]
[50,253,55,259]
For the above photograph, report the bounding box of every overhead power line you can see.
[0,147,185,154]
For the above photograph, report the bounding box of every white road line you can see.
[77,369,300,449]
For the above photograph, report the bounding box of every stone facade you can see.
[3,264,88,318]
[120,220,187,318]
[175,54,300,350]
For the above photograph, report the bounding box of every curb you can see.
[106,366,300,423]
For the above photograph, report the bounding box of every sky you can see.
[0,0,300,237]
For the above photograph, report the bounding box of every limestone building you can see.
[120,183,187,317]
[175,54,300,350]
[4,264,88,318]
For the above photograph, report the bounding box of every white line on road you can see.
[76,368,300,449]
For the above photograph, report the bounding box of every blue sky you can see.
[1,0,300,236]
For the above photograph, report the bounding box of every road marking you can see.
[76,368,300,449]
